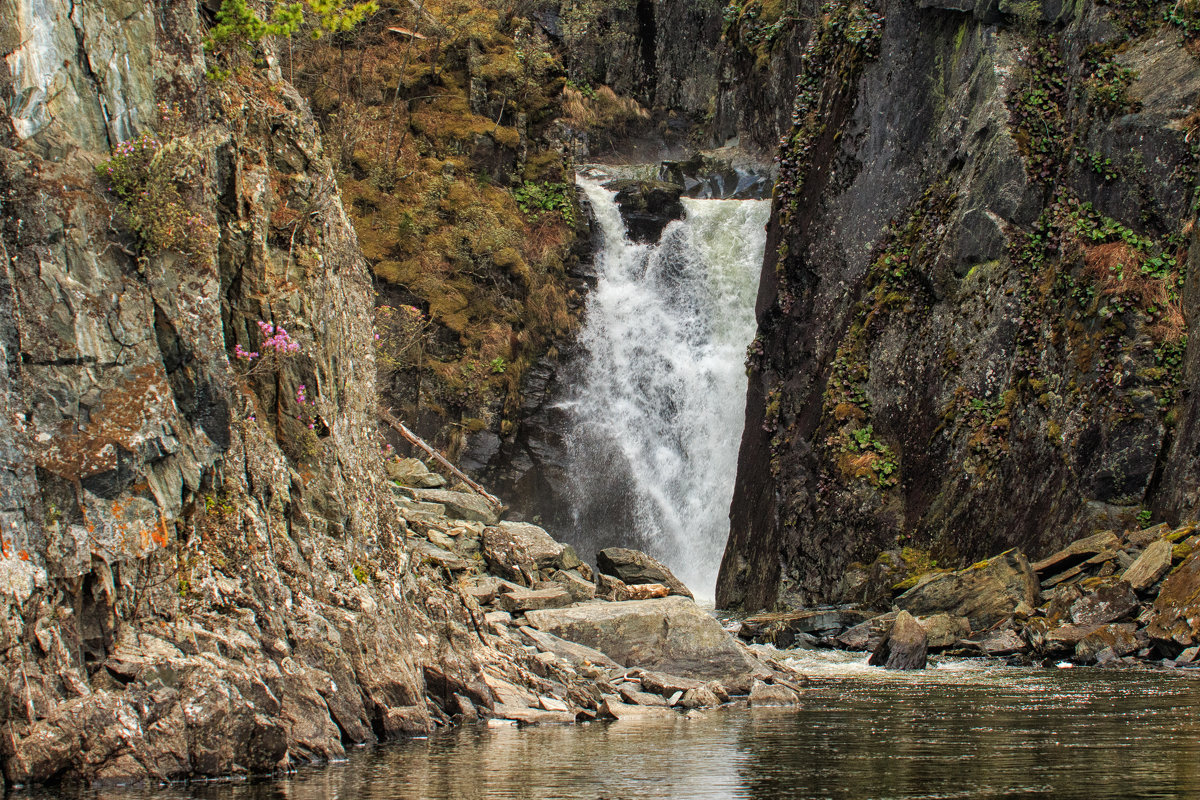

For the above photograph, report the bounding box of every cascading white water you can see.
[564,175,769,603]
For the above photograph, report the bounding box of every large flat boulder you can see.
[524,597,757,683]
[895,550,1040,631]
[596,547,693,599]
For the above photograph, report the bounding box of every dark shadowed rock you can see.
[868,611,928,670]
[606,180,685,243]
[1074,624,1140,664]
[596,547,694,598]
[1032,532,1122,580]
[896,551,1040,630]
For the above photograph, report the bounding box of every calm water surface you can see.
[34,651,1200,800]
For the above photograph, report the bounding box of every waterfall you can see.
[562,175,769,603]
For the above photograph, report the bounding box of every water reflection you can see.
[34,658,1200,800]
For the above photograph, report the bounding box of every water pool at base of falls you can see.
[44,657,1200,800]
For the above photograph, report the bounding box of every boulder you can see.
[493,704,575,725]
[550,569,596,602]
[836,612,897,651]
[638,671,703,696]
[1068,579,1138,626]
[1074,623,1140,664]
[618,685,670,706]
[748,679,802,707]
[596,573,632,601]
[868,611,928,670]
[386,457,447,488]
[599,698,678,720]
[412,488,500,524]
[499,586,572,614]
[524,597,758,682]
[1145,549,1200,642]
[411,539,471,572]
[1042,623,1103,652]
[595,548,693,598]
[741,607,874,647]
[678,685,721,709]
[966,628,1026,656]
[917,613,971,650]
[518,626,622,670]
[482,522,565,584]
[624,583,670,600]
[896,550,1040,630]
[1032,531,1121,579]
[605,179,685,243]
[1122,539,1173,591]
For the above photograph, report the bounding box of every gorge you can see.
[2,0,1200,794]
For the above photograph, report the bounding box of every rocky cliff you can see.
[719,0,1200,611]
[0,0,804,787]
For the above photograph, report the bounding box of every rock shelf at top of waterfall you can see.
[551,163,772,605]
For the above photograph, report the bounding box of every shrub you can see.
[95,107,215,257]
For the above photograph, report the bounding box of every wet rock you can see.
[606,180,685,243]
[1042,623,1103,653]
[1069,579,1138,626]
[638,671,703,696]
[599,698,678,720]
[1075,624,1140,664]
[413,488,501,524]
[678,685,721,709]
[917,614,972,650]
[1122,539,1173,591]
[524,597,758,682]
[967,628,1027,656]
[499,586,572,614]
[386,457,447,488]
[596,547,694,598]
[835,612,897,652]
[868,611,928,670]
[618,684,670,706]
[896,551,1040,630]
[741,607,874,647]
[748,679,802,707]
[493,704,575,725]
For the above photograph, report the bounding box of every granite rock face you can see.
[719,0,1200,611]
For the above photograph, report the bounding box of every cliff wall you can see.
[719,0,1200,610]
[0,1,504,784]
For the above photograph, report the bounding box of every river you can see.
[35,651,1200,800]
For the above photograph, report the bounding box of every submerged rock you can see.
[868,611,928,670]
[747,679,802,707]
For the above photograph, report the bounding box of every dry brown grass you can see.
[1084,242,1186,342]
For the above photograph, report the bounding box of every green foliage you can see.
[1136,509,1153,528]
[352,564,370,584]
[1165,0,1200,39]
[513,181,576,224]
[206,0,378,49]
[489,357,508,374]
[95,107,214,258]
